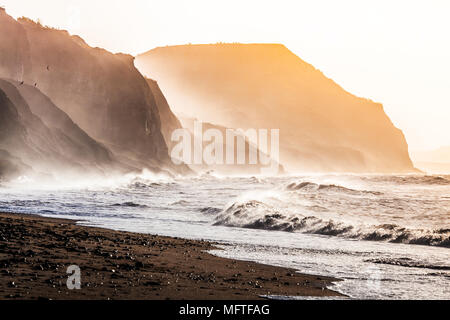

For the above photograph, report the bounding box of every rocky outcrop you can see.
[0,9,177,174]
[136,43,416,173]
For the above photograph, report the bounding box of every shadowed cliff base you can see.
[136,43,417,173]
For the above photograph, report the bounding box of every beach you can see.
[0,212,342,300]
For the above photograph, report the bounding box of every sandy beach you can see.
[0,212,342,300]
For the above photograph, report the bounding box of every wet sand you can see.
[0,212,343,300]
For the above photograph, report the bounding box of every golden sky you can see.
[1,0,449,151]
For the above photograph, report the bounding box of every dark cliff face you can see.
[136,44,416,173]
[0,79,117,179]
[146,78,183,152]
[0,10,174,173]
[0,87,30,180]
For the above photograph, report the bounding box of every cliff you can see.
[146,78,183,152]
[136,43,415,173]
[0,79,117,179]
[146,78,281,174]
[411,147,450,173]
[0,9,178,174]
[0,87,30,180]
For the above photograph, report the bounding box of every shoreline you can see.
[0,212,343,300]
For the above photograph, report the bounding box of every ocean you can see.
[0,172,449,299]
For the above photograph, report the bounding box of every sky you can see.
[1,0,449,151]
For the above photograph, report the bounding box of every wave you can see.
[361,175,450,186]
[0,200,52,207]
[414,175,450,185]
[365,257,450,271]
[112,202,148,208]
[214,200,450,248]
[128,181,165,190]
[199,207,222,215]
[171,200,190,206]
[286,181,383,195]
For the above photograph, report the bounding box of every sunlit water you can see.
[0,172,449,299]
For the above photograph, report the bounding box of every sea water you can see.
[0,172,449,299]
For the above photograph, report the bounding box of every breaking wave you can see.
[112,202,148,208]
[171,200,190,206]
[199,207,222,215]
[361,175,450,185]
[365,257,450,270]
[286,181,382,195]
[214,200,450,248]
